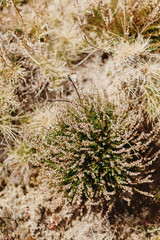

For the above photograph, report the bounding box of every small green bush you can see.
[44,96,159,206]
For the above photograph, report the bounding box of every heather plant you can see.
[41,96,160,207]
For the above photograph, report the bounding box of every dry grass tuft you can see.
[0,82,20,143]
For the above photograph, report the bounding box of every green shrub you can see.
[44,96,159,206]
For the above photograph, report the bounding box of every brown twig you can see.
[0,44,12,68]
[84,35,100,50]
[34,79,49,99]
[68,75,81,102]
[72,49,97,69]
[47,99,73,104]
[11,0,27,34]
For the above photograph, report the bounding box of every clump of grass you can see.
[105,35,160,123]
[38,96,160,207]
[113,36,150,63]
[0,0,93,91]
[8,140,35,162]
[26,107,57,132]
[138,61,160,121]
[0,78,29,154]
[0,82,20,143]
[115,41,160,122]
